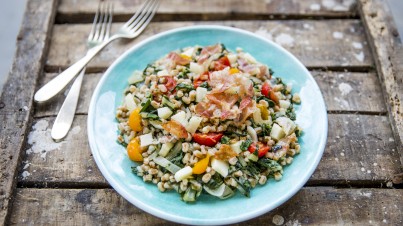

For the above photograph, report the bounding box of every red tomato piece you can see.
[248,142,271,158]
[192,133,224,147]
[261,82,271,97]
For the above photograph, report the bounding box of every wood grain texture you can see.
[34,71,386,118]
[9,187,403,225]
[312,71,386,113]
[0,0,58,224]
[57,0,358,23]
[45,20,373,72]
[18,114,401,187]
[358,0,403,165]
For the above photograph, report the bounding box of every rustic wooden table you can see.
[1,0,402,225]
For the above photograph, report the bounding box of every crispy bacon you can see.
[197,44,222,64]
[167,52,190,66]
[162,120,188,139]
[214,144,238,161]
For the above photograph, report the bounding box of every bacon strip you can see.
[167,52,190,66]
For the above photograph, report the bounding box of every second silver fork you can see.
[51,2,113,140]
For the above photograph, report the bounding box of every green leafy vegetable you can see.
[257,158,283,173]
[175,83,195,92]
[261,124,271,137]
[220,136,230,144]
[240,139,253,151]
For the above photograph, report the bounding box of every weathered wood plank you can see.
[311,71,386,113]
[57,0,358,23]
[18,114,400,187]
[34,71,386,118]
[45,20,373,72]
[358,0,403,166]
[9,187,403,225]
[35,73,102,117]
[0,0,58,225]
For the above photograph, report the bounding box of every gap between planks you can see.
[43,65,375,74]
[17,180,398,190]
[31,111,388,119]
[55,13,361,24]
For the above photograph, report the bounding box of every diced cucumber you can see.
[247,126,258,143]
[139,133,155,147]
[227,53,237,65]
[247,153,258,162]
[174,166,193,182]
[157,107,173,119]
[203,183,234,199]
[243,53,257,64]
[196,87,208,102]
[149,120,163,129]
[159,142,174,157]
[182,47,194,57]
[275,117,296,135]
[230,141,243,154]
[162,96,176,109]
[153,156,181,173]
[127,70,144,84]
[270,123,286,141]
[124,93,137,112]
[279,100,291,109]
[189,62,204,75]
[171,111,188,127]
[211,158,229,177]
[185,116,202,134]
[157,69,169,76]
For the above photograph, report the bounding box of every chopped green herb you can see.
[261,124,271,137]
[220,136,230,144]
[257,158,283,173]
[205,173,224,190]
[175,83,195,92]
[286,106,296,120]
[131,166,140,175]
[240,139,253,151]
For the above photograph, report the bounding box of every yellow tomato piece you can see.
[180,54,192,60]
[128,107,142,132]
[192,154,210,174]
[257,104,269,120]
[127,137,143,162]
[229,68,239,75]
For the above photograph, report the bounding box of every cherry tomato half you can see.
[248,142,271,158]
[192,133,224,147]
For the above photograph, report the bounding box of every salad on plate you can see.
[116,43,302,202]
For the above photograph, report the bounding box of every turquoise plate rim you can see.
[87,25,328,225]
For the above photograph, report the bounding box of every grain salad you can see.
[116,43,302,202]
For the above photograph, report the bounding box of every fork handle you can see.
[51,68,85,141]
[34,37,115,103]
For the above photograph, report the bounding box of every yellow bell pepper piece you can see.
[180,54,192,60]
[127,137,143,162]
[229,68,239,75]
[257,104,269,120]
[128,107,142,132]
[192,154,210,174]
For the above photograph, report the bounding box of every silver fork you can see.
[51,2,113,140]
[34,0,160,103]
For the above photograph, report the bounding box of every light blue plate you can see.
[88,25,328,225]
